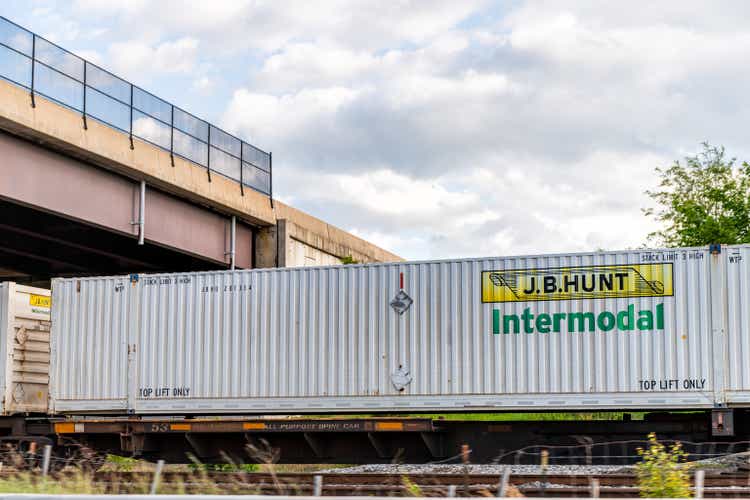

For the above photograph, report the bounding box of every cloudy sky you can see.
[2,1,748,260]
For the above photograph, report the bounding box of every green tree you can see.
[644,143,750,246]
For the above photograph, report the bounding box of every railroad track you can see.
[79,471,750,496]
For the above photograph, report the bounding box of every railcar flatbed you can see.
[0,411,727,464]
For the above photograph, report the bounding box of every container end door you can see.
[50,277,130,413]
[5,284,50,414]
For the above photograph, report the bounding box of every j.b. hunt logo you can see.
[481,263,673,303]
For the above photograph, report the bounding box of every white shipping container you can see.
[0,282,51,414]
[50,246,729,414]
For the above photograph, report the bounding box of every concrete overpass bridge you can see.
[0,17,399,285]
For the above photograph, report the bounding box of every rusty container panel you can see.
[51,246,721,414]
[0,282,50,414]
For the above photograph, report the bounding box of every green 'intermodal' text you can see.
[492,303,664,334]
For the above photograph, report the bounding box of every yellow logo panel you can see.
[29,294,51,308]
[481,263,673,303]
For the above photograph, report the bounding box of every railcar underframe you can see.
[0,410,741,464]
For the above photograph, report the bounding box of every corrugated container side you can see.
[52,247,720,414]
[51,277,130,412]
[0,282,50,414]
[722,244,750,402]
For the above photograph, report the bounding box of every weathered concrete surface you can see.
[286,235,343,267]
[257,213,402,268]
[0,78,401,267]
[274,203,401,264]
[254,225,279,268]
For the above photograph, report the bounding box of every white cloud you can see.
[192,76,215,92]
[67,0,488,53]
[271,148,664,259]
[107,37,200,78]
[223,86,366,145]
[213,1,750,258]
[72,0,151,14]
[257,43,376,91]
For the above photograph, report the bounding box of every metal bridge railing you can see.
[0,16,272,199]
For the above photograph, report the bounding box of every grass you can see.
[0,463,261,495]
[189,463,260,472]
[257,463,350,473]
[0,471,105,494]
